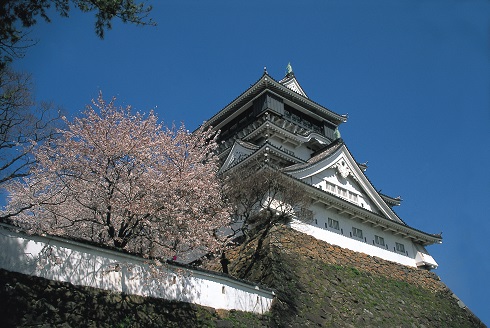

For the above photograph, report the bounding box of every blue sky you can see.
[10,0,490,324]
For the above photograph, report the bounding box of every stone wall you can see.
[1,222,485,327]
[279,226,446,293]
[0,268,269,327]
[207,226,485,327]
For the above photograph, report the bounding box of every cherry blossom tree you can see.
[5,94,229,259]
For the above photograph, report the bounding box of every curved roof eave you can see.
[284,140,408,225]
[203,73,347,129]
[280,173,442,246]
[245,120,331,145]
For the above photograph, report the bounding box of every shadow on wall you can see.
[0,223,274,313]
[0,224,201,301]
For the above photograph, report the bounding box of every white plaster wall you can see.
[0,224,274,314]
[268,137,311,161]
[294,203,438,269]
[293,144,314,161]
[290,219,417,267]
[310,168,378,213]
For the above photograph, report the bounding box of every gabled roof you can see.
[286,175,442,246]
[279,143,441,245]
[279,73,308,98]
[282,139,441,244]
[219,140,258,173]
[220,140,305,173]
[202,73,347,131]
[278,62,308,97]
[283,139,402,221]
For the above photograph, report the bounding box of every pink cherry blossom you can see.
[5,93,229,259]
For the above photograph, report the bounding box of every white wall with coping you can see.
[0,223,274,314]
[289,219,437,268]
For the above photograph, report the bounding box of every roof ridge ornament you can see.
[286,62,294,78]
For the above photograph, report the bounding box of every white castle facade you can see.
[203,64,441,270]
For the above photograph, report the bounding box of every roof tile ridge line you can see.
[263,141,308,163]
[340,142,410,226]
[379,192,403,202]
[235,139,260,149]
[202,74,270,128]
[247,118,331,144]
[277,175,441,243]
[308,137,344,159]
[282,139,344,172]
[266,78,345,122]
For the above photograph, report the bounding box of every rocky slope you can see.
[0,225,485,327]
[207,226,485,327]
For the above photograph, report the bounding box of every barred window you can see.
[352,227,363,239]
[328,218,340,230]
[396,242,405,253]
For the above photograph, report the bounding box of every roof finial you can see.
[264,66,268,74]
[286,62,293,77]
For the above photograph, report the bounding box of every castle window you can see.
[352,227,363,239]
[328,218,339,230]
[338,187,348,198]
[396,242,405,253]
[325,181,336,193]
[348,191,358,202]
[375,235,385,246]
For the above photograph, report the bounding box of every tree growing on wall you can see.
[5,94,229,258]
[223,162,312,277]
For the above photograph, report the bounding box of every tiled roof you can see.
[282,138,344,172]
[203,73,347,129]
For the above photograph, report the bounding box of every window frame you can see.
[352,227,363,239]
[328,217,340,230]
[395,242,405,253]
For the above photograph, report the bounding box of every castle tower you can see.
[203,64,441,270]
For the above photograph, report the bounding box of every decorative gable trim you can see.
[334,158,357,181]
[284,142,405,225]
[279,77,308,98]
[220,140,257,172]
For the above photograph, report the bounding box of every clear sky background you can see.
[10,0,490,324]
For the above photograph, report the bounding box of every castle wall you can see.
[0,223,274,314]
[291,206,437,269]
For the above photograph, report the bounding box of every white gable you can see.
[280,77,308,98]
[220,141,256,172]
[286,145,403,223]
[310,167,380,214]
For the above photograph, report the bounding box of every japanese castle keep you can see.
[203,64,441,270]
